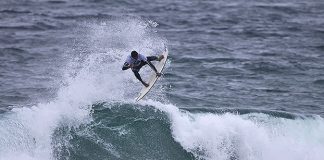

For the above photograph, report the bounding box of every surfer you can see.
[122,51,164,87]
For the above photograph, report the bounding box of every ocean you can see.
[0,0,324,160]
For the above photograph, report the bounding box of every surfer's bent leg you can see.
[133,70,144,83]
[147,61,158,73]
[132,68,148,87]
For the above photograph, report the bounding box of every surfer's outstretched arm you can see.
[122,62,131,70]
[122,63,130,70]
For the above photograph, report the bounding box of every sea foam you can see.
[144,100,324,160]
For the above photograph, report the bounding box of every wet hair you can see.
[131,51,138,58]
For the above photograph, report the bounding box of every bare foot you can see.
[158,55,164,61]
[142,82,149,87]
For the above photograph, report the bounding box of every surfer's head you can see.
[131,51,138,59]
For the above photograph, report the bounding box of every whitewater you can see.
[0,18,324,160]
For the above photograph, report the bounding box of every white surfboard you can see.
[135,49,168,101]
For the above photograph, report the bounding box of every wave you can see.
[145,100,324,160]
[0,22,58,31]
[53,13,113,20]
[0,9,31,14]
[1,89,324,160]
[50,101,324,160]
[51,102,194,160]
[313,79,324,85]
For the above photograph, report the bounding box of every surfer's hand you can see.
[156,72,162,77]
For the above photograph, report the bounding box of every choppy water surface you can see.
[0,0,324,160]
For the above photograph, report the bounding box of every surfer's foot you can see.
[157,55,164,61]
[156,72,162,77]
[142,82,149,87]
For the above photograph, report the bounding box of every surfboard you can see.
[135,49,168,101]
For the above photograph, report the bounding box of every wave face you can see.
[50,102,324,160]
[3,100,324,160]
[52,103,194,160]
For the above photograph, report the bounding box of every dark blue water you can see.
[0,0,324,160]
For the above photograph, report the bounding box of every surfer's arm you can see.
[122,62,132,70]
